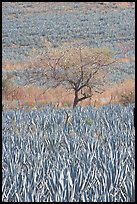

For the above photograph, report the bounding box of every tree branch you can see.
[78,93,93,102]
[77,73,92,91]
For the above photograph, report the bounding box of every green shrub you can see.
[85,118,93,126]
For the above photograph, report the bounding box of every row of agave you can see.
[2,104,135,202]
[2,2,134,63]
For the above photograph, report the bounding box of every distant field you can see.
[2,2,135,109]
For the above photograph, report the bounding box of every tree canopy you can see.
[20,42,117,108]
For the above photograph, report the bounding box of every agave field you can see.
[2,3,135,202]
[2,2,135,59]
[2,2,135,85]
[2,104,135,202]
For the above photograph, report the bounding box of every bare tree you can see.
[23,43,117,108]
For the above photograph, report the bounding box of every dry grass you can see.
[2,61,29,71]
[117,57,135,63]
[2,79,135,110]
[90,79,135,107]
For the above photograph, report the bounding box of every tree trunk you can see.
[73,90,79,109]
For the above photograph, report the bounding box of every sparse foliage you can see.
[25,43,117,108]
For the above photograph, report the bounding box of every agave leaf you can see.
[67,169,73,188]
